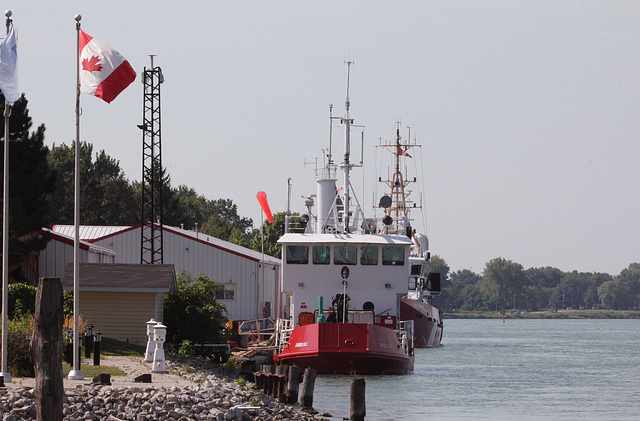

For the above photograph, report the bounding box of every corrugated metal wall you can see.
[91,227,267,321]
[39,237,115,280]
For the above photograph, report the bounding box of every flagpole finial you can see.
[4,10,11,18]
[74,14,81,21]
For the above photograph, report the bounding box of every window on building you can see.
[286,245,309,264]
[382,246,404,266]
[360,246,378,265]
[334,246,357,265]
[313,246,330,264]
[215,284,235,300]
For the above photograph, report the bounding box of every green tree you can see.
[163,271,227,345]
[598,263,640,310]
[0,93,56,272]
[526,267,564,310]
[48,142,138,225]
[446,269,483,311]
[482,257,527,314]
[249,211,291,258]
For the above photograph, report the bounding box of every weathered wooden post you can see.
[29,277,64,421]
[299,368,317,409]
[350,377,366,421]
[287,365,301,404]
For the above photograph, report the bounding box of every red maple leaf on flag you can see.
[82,55,103,73]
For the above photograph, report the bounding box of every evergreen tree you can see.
[48,142,138,225]
[0,94,56,280]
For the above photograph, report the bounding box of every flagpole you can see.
[0,9,13,383]
[68,13,84,380]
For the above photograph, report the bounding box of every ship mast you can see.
[377,121,421,235]
[313,61,365,235]
[341,61,354,232]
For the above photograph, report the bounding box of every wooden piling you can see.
[29,277,64,421]
[299,368,317,409]
[286,365,301,404]
[350,377,366,421]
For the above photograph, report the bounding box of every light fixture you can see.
[298,282,304,288]
[385,283,391,289]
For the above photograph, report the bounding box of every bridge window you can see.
[411,264,423,276]
[334,246,357,265]
[286,245,309,264]
[313,246,330,264]
[382,246,404,266]
[360,246,378,265]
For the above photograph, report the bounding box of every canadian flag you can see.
[79,30,136,103]
[398,146,412,158]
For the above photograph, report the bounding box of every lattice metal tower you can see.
[139,56,164,264]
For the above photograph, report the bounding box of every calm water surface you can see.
[312,319,640,420]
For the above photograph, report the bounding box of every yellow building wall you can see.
[78,291,158,345]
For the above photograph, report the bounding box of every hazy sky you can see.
[9,1,640,275]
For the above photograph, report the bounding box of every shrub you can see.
[163,271,227,345]
[4,315,35,377]
[177,339,195,358]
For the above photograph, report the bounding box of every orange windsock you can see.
[257,191,274,223]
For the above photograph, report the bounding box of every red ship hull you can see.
[400,298,443,348]
[273,322,414,374]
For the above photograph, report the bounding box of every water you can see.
[312,319,640,420]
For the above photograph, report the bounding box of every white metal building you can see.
[37,228,116,282]
[51,224,281,322]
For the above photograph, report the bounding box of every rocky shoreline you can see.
[0,356,331,420]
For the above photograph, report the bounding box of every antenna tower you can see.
[139,55,164,264]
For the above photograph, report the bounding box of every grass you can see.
[100,337,146,357]
[62,360,125,377]
[59,337,144,378]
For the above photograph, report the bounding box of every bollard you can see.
[144,318,157,363]
[93,329,102,366]
[299,368,317,409]
[77,335,82,369]
[64,328,73,365]
[152,322,168,373]
[84,323,94,358]
[287,366,301,404]
[350,377,366,421]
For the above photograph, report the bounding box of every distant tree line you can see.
[428,256,640,313]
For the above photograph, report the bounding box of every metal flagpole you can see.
[0,9,13,383]
[68,13,84,380]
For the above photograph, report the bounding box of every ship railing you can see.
[315,166,338,180]
[239,318,275,346]
[397,320,414,354]
[284,215,309,234]
[274,318,293,353]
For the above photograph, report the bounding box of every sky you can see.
[7,1,640,275]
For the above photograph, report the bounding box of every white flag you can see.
[0,25,18,104]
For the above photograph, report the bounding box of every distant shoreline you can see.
[443,309,640,319]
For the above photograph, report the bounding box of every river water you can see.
[312,319,640,420]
